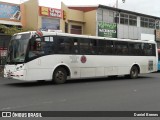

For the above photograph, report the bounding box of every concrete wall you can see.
[23,0,39,30]
[84,10,97,36]
[61,2,97,35]
[61,2,85,34]
[60,2,69,32]
[20,3,26,28]
[118,24,155,40]
[67,10,84,22]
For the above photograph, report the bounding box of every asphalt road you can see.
[0,72,160,119]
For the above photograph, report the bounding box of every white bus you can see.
[4,31,158,84]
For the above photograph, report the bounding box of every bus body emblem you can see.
[81,55,87,63]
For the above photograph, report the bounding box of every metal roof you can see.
[98,4,160,19]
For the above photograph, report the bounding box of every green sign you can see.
[98,22,117,38]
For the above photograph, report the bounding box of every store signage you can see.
[39,6,62,18]
[155,29,160,41]
[0,2,21,21]
[98,22,117,38]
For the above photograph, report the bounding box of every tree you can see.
[0,25,33,35]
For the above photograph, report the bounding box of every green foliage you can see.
[0,25,33,35]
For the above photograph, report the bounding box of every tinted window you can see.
[79,38,90,54]
[97,40,106,55]
[115,41,128,55]
[90,39,97,55]
[97,40,114,55]
[105,41,114,55]
[56,36,74,54]
[35,35,156,57]
[129,42,144,56]
[144,43,156,56]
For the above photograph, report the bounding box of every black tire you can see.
[53,67,67,84]
[129,66,139,79]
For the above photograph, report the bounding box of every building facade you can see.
[21,0,62,31]
[1,0,160,64]
[1,0,160,46]
[61,4,160,47]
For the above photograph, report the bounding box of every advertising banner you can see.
[98,22,117,38]
[0,2,21,21]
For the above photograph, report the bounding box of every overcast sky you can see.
[0,0,160,17]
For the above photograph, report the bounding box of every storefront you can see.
[39,6,62,30]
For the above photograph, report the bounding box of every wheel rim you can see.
[55,71,65,81]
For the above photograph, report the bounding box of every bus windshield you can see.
[7,33,31,64]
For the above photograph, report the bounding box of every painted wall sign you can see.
[0,2,21,21]
[39,6,62,18]
[98,22,117,38]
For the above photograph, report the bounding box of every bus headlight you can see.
[16,65,23,71]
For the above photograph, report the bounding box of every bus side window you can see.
[79,38,90,54]
[57,36,74,54]
[144,43,155,56]
[97,40,106,55]
[129,43,144,56]
[115,41,128,55]
[90,39,97,55]
[106,41,114,55]
[64,37,74,54]
[115,41,122,55]
[55,36,64,54]
[43,37,54,54]
[73,38,79,54]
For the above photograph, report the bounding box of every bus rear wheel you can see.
[53,67,67,84]
[129,66,139,79]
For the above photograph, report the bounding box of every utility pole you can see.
[116,0,125,8]
[116,0,126,38]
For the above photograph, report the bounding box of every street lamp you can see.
[116,0,126,8]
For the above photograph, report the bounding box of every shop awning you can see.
[0,20,22,26]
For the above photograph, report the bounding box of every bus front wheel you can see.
[129,66,139,79]
[53,67,67,84]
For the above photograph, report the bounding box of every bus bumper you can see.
[4,68,26,80]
